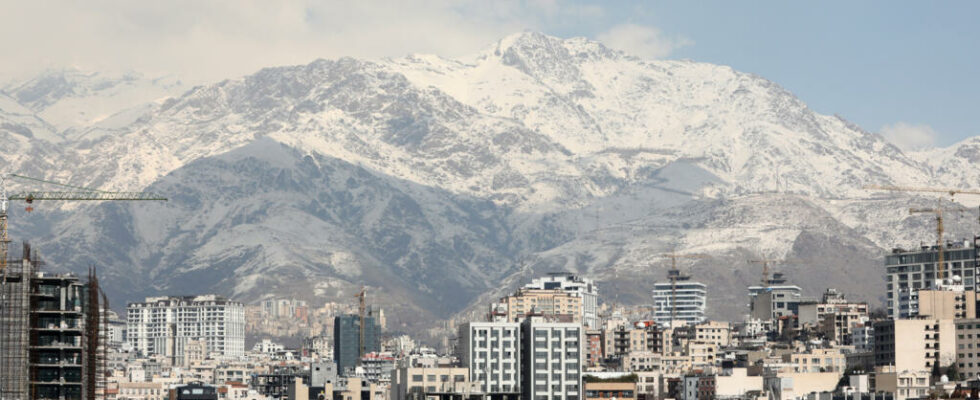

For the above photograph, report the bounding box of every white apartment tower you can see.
[652,270,707,327]
[457,322,521,393]
[521,317,583,400]
[524,273,599,328]
[127,295,246,361]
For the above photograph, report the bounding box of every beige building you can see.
[764,372,839,400]
[494,289,583,324]
[584,381,637,400]
[686,342,718,369]
[623,351,661,373]
[715,368,763,399]
[694,321,732,348]
[798,289,869,345]
[918,289,977,319]
[954,318,980,380]
[873,319,956,372]
[390,366,470,400]
[873,366,930,400]
[117,382,168,400]
[781,348,847,375]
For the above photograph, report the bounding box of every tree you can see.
[945,363,960,381]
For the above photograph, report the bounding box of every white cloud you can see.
[0,0,591,83]
[597,23,692,59]
[880,122,938,151]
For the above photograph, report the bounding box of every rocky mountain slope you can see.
[1,33,978,337]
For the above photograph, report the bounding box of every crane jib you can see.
[8,192,168,202]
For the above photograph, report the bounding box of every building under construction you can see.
[0,243,104,400]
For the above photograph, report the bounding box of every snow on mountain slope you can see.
[908,138,980,202]
[9,33,980,334]
[2,69,185,136]
[389,32,929,199]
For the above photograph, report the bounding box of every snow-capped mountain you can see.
[3,33,978,336]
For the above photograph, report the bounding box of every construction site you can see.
[0,243,107,400]
[0,173,166,400]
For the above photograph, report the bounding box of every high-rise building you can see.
[457,322,521,394]
[520,316,582,400]
[334,314,381,375]
[523,273,599,328]
[1,245,104,400]
[126,295,246,362]
[747,273,804,321]
[31,273,87,400]
[884,243,978,319]
[652,271,707,327]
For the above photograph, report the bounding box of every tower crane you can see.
[0,173,167,272]
[354,287,367,363]
[749,257,809,288]
[0,173,165,397]
[749,258,785,289]
[865,185,980,289]
[659,252,708,327]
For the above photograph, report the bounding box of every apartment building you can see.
[873,319,955,372]
[390,366,470,400]
[798,291,869,345]
[748,275,804,321]
[652,272,707,327]
[883,243,978,319]
[127,295,245,361]
[694,321,731,348]
[917,288,977,319]
[457,322,521,394]
[521,316,583,400]
[602,322,666,358]
[494,289,584,325]
[524,273,599,328]
[953,319,980,380]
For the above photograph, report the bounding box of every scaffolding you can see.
[1,243,38,400]
[84,267,101,400]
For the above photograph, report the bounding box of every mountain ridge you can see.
[1,32,978,339]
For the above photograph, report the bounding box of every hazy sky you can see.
[2,1,977,149]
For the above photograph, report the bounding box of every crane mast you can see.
[660,252,707,327]
[354,287,367,363]
[865,185,980,289]
[0,173,165,399]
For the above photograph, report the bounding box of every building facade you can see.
[495,289,584,325]
[334,314,381,376]
[873,319,955,372]
[521,317,583,400]
[457,322,521,394]
[523,273,599,328]
[748,284,804,321]
[953,319,980,380]
[31,273,86,400]
[652,278,707,327]
[126,295,246,361]
[884,244,978,319]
